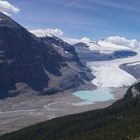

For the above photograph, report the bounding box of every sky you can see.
[1,0,140,41]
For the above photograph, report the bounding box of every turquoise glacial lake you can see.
[73,88,114,105]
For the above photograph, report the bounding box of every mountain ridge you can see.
[0,12,93,98]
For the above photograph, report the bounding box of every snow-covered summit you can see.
[64,36,140,54]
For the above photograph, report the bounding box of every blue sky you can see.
[7,0,140,40]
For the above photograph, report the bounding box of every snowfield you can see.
[127,61,140,66]
[65,36,140,88]
[87,53,140,88]
[78,36,140,88]
[87,61,136,87]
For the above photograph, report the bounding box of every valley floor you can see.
[0,87,126,136]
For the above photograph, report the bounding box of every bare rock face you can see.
[131,86,140,98]
[0,13,93,98]
[124,82,140,99]
[0,13,65,98]
[40,36,83,65]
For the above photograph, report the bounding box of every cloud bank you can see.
[65,36,140,52]
[105,36,140,48]
[30,28,64,37]
[0,0,20,16]
[97,36,140,52]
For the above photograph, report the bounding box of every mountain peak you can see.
[0,12,91,98]
[0,12,20,28]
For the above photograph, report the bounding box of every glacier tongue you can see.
[87,62,136,88]
[86,53,140,88]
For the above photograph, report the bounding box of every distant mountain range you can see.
[74,42,137,63]
[1,81,140,140]
[0,12,93,98]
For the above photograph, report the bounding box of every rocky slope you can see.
[0,12,93,98]
[41,35,82,65]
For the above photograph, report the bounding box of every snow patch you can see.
[41,66,48,76]
[30,28,63,37]
[53,44,58,48]
[127,61,140,66]
[65,51,69,54]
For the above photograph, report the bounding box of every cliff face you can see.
[41,36,82,65]
[0,13,93,98]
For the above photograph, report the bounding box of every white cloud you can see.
[66,0,81,7]
[65,36,140,53]
[98,39,130,51]
[78,37,127,52]
[63,37,92,45]
[97,36,140,52]
[80,37,91,43]
[106,36,140,48]
[30,28,64,37]
[0,0,20,16]
[63,38,80,44]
